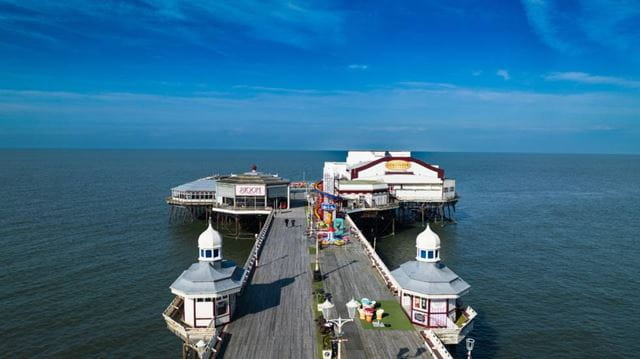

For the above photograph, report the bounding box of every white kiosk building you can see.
[163,221,244,347]
[391,225,476,344]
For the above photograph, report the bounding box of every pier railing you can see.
[166,196,274,212]
[421,330,454,359]
[239,210,275,292]
[345,214,401,294]
[433,306,477,344]
[163,296,217,342]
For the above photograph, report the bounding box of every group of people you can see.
[284,218,296,227]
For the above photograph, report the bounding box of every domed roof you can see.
[416,223,440,250]
[198,221,222,249]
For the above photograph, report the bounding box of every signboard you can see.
[385,160,411,171]
[321,203,336,211]
[235,184,266,196]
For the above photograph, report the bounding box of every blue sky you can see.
[0,0,639,153]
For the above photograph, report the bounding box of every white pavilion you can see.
[391,224,477,344]
[163,220,244,346]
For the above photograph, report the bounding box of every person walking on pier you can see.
[285,218,289,227]
[291,219,296,227]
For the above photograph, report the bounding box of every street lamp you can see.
[320,298,358,359]
[194,339,207,359]
[310,194,322,281]
[466,337,475,359]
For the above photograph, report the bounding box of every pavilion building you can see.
[391,224,476,344]
[163,220,244,347]
[321,151,458,222]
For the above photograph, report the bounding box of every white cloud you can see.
[2,84,638,152]
[521,0,640,54]
[0,0,345,49]
[348,64,369,70]
[544,72,640,88]
[496,69,510,80]
[472,70,483,77]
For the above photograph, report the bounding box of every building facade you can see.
[390,224,476,344]
[323,151,456,206]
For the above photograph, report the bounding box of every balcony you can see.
[431,306,477,344]
[166,196,274,214]
[163,296,217,344]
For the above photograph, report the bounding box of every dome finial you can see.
[198,220,223,262]
[415,222,441,262]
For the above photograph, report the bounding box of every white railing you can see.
[163,296,217,341]
[166,196,274,211]
[345,215,401,294]
[240,210,275,291]
[432,306,477,344]
[421,329,454,359]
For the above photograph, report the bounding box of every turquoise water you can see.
[1,150,639,358]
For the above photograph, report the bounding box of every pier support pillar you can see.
[391,216,395,236]
[235,215,239,239]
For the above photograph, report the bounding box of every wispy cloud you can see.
[0,0,345,49]
[2,84,638,152]
[396,82,457,89]
[496,69,510,80]
[472,70,483,77]
[544,72,640,88]
[521,0,574,52]
[348,64,369,70]
[521,0,640,54]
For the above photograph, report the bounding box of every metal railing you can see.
[163,296,218,340]
[421,329,454,359]
[240,210,275,292]
[345,214,401,294]
[166,196,274,211]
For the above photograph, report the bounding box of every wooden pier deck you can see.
[320,234,431,359]
[221,207,316,358]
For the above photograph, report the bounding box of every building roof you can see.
[339,179,386,185]
[391,261,470,296]
[349,156,445,180]
[170,260,244,297]
[198,221,222,249]
[172,177,217,192]
[217,171,289,185]
[416,224,441,253]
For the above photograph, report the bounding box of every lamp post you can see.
[466,337,475,359]
[319,298,359,359]
[194,339,207,359]
[309,194,322,281]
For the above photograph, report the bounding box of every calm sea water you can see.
[1,150,639,358]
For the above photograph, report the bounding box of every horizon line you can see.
[0,147,637,156]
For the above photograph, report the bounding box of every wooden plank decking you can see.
[221,207,316,358]
[220,206,430,358]
[320,236,431,359]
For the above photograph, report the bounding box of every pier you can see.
[319,216,430,358]
[220,207,317,358]
[163,152,472,358]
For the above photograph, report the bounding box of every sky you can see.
[0,0,639,153]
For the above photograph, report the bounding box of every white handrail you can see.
[422,330,454,359]
[345,214,401,293]
[240,210,275,290]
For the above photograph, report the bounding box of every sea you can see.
[1,149,639,358]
